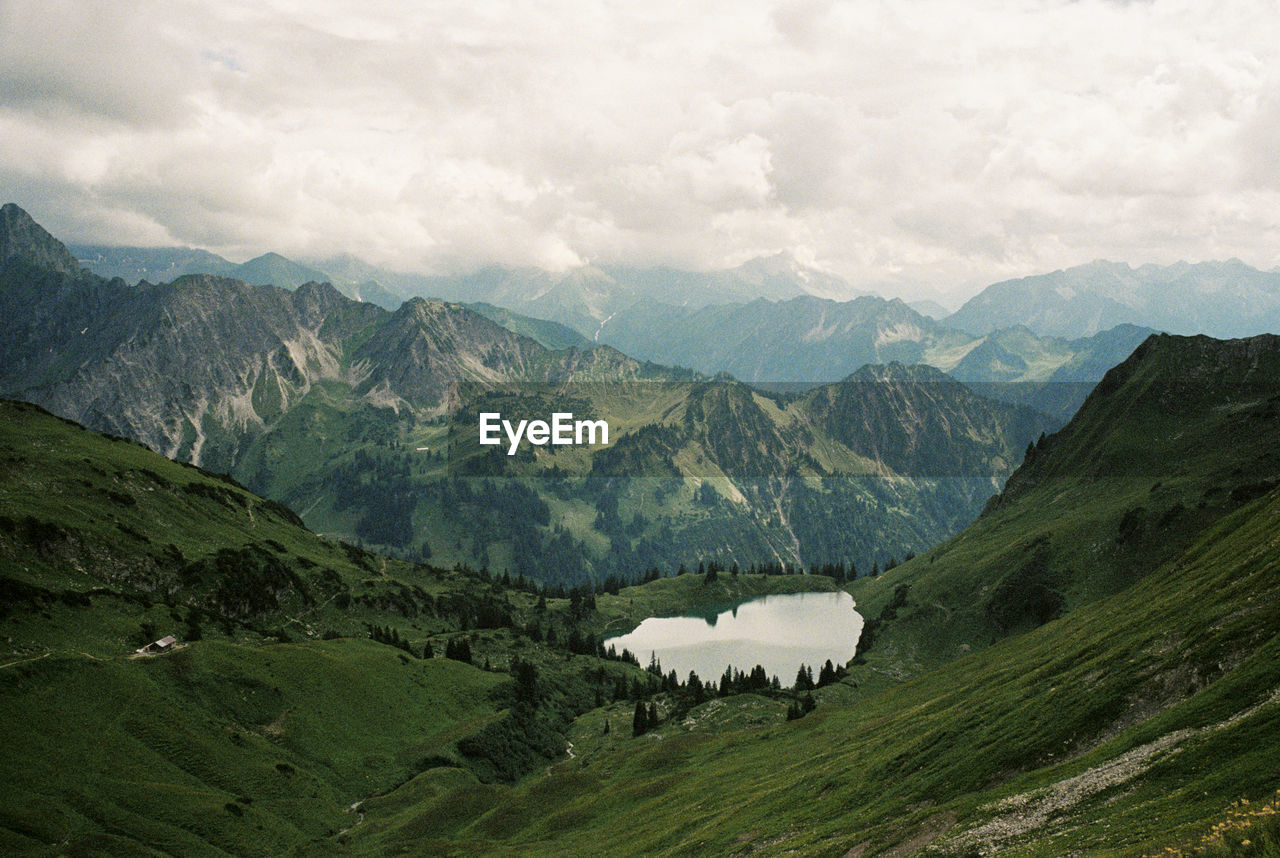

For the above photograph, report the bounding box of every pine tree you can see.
[818,659,837,687]
[632,700,648,737]
[687,671,705,704]
[512,658,539,707]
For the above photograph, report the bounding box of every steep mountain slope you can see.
[0,265,384,469]
[234,251,333,291]
[4,206,616,469]
[2,203,82,275]
[800,363,1043,478]
[851,332,1280,675]
[948,258,1280,338]
[463,301,593,350]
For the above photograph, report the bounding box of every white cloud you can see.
[2,0,1279,299]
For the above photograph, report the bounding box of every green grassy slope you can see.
[0,642,502,857]
[0,400,521,854]
[0,399,823,856]
[848,333,1280,678]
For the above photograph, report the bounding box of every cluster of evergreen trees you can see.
[443,637,473,663]
[792,659,846,691]
[366,623,415,655]
[786,694,816,721]
[623,654,842,734]
[326,449,418,548]
[632,699,661,736]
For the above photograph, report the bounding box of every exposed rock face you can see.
[0,203,81,276]
[352,298,552,412]
[0,205,593,469]
[1,269,379,468]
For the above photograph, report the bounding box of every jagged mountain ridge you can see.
[1,203,81,275]
[593,294,959,380]
[4,206,648,471]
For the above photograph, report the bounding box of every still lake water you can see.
[602,591,863,683]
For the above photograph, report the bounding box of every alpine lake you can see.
[603,591,864,684]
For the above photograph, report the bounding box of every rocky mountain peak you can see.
[0,203,81,276]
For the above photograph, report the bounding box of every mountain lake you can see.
[603,590,863,683]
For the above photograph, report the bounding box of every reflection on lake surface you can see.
[602,591,863,683]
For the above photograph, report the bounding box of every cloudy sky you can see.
[2,0,1278,302]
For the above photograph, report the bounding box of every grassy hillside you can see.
[0,399,824,855]
[849,333,1280,678]
[0,399,524,853]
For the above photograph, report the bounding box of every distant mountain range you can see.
[73,242,858,312]
[7,204,1048,583]
[72,243,411,312]
[71,239,1154,410]
[946,258,1280,339]
[75,237,1280,346]
[580,293,1153,385]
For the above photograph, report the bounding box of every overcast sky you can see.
[2,0,1278,302]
